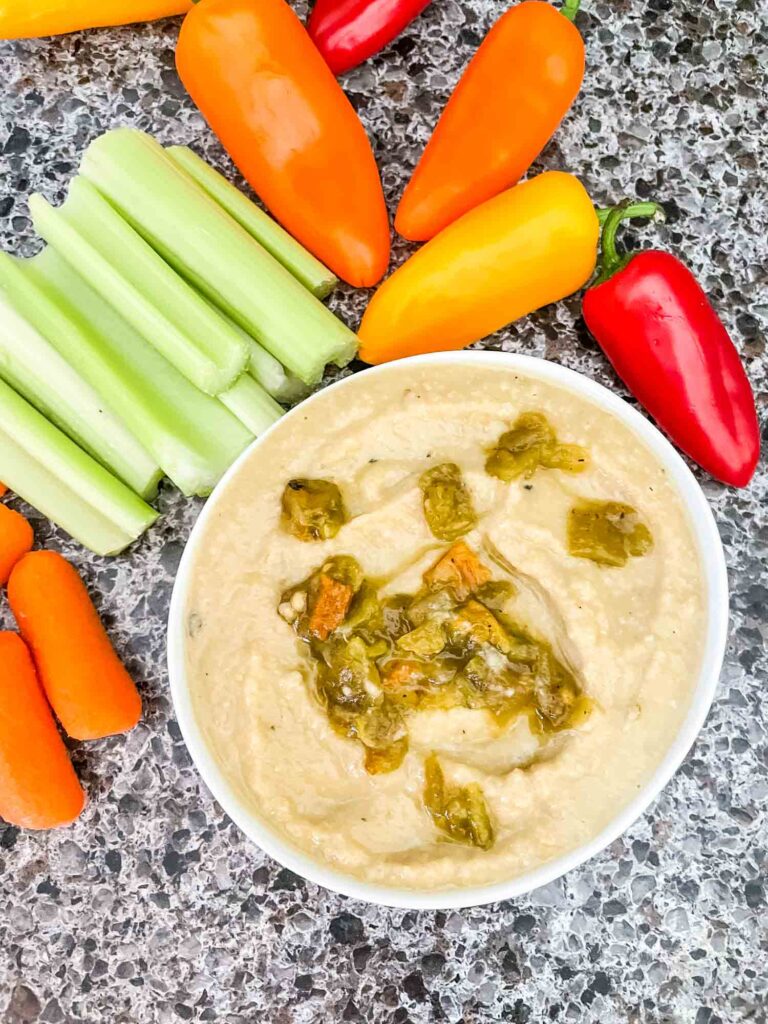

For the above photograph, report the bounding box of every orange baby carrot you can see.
[0,483,7,497]
[0,503,33,586]
[0,632,85,829]
[8,551,142,740]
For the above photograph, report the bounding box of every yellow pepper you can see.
[0,0,191,39]
[358,171,599,365]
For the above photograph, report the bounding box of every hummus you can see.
[185,362,705,890]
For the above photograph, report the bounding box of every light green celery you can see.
[21,248,254,498]
[79,129,358,385]
[167,145,338,299]
[29,177,248,395]
[219,374,284,437]
[195,286,310,404]
[0,376,157,555]
[0,269,161,500]
[247,346,311,406]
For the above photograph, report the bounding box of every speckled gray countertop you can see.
[1,1,767,1021]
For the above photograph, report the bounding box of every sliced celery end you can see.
[219,374,284,437]
[166,145,338,300]
[29,180,248,396]
[0,270,161,501]
[24,248,255,500]
[79,129,358,386]
[0,377,157,555]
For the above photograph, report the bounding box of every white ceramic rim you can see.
[167,351,729,910]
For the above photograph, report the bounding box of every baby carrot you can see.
[8,551,142,740]
[0,503,33,586]
[0,483,7,497]
[0,632,85,829]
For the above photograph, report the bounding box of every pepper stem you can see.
[593,200,666,286]
[561,0,581,22]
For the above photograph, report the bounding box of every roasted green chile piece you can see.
[423,753,495,850]
[531,644,593,732]
[460,648,535,722]
[397,619,447,657]
[475,579,516,611]
[315,635,380,715]
[356,701,409,774]
[485,412,588,482]
[381,657,463,711]
[281,477,348,541]
[344,587,412,648]
[316,639,408,773]
[278,554,363,641]
[419,462,477,541]
[568,500,653,567]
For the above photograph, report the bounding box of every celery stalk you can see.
[246,341,311,406]
[29,177,248,395]
[20,248,255,498]
[79,129,358,385]
[195,286,310,405]
[0,376,157,555]
[219,374,284,437]
[0,270,161,500]
[166,145,338,299]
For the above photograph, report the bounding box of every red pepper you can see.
[582,202,760,488]
[308,0,433,76]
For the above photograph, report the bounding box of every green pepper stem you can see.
[561,0,581,22]
[593,200,666,286]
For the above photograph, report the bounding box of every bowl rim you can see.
[167,351,729,910]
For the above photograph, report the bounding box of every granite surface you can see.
[1,1,767,1020]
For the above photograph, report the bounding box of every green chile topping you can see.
[486,412,589,482]
[419,462,477,541]
[278,541,594,851]
[423,753,495,851]
[568,500,653,567]
[281,478,348,542]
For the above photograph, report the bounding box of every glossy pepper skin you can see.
[176,0,390,287]
[582,203,760,488]
[359,171,598,364]
[308,0,434,76]
[0,0,190,39]
[395,0,585,242]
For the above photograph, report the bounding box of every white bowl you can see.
[167,352,729,910]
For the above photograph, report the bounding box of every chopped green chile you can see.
[397,619,447,657]
[277,554,363,640]
[280,477,348,541]
[419,462,477,541]
[485,412,589,482]
[279,541,592,799]
[423,753,495,850]
[568,500,653,567]
[474,579,516,611]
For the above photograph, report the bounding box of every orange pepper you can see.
[0,0,191,39]
[395,0,585,242]
[176,0,390,288]
[359,171,598,364]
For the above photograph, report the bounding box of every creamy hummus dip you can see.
[185,362,705,891]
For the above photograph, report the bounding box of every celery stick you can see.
[166,145,338,299]
[79,129,358,385]
[219,374,284,437]
[247,343,311,405]
[29,178,248,396]
[195,286,310,405]
[0,273,161,501]
[21,248,255,498]
[0,376,157,555]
